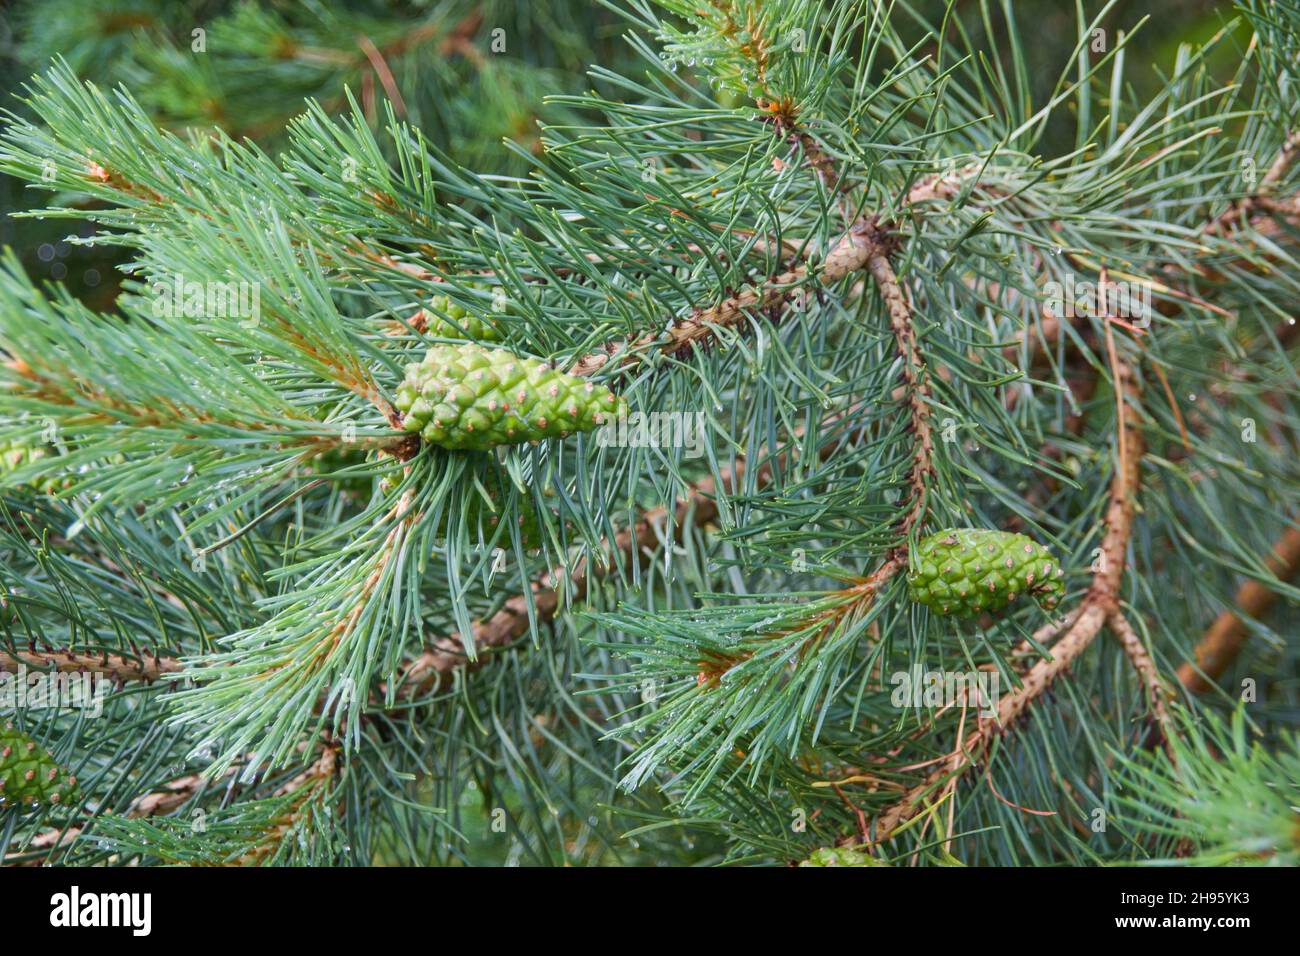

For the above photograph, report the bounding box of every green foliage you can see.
[1115,710,1300,866]
[907,528,1065,617]
[395,343,625,449]
[0,0,1295,868]
[97,784,341,866]
[10,0,625,163]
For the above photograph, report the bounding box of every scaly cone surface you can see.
[0,723,80,807]
[907,528,1065,617]
[394,343,625,451]
[799,846,889,867]
[0,437,68,494]
[423,287,505,342]
[454,463,545,549]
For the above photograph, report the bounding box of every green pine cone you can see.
[311,445,375,496]
[907,528,1064,617]
[0,438,72,494]
[0,723,80,808]
[424,286,504,342]
[456,466,545,549]
[0,437,46,473]
[799,847,889,867]
[393,343,624,451]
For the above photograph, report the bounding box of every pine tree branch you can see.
[1201,129,1300,238]
[793,130,848,200]
[564,165,972,380]
[395,465,742,697]
[10,746,335,866]
[0,647,181,683]
[7,769,225,865]
[744,199,937,636]
[1261,129,1300,192]
[394,406,876,698]
[1108,610,1177,759]
[859,347,1144,846]
[566,219,883,378]
[394,167,975,702]
[1001,130,1300,373]
[1177,524,1300,693]
[229,744,337,867]
[867,244,932,555]
[126,772,218,818]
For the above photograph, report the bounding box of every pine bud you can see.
[908,528,1065,617]
[0,723,80,808]
[394,343,624,451]
[451,465,545,549]
[799,846,889,867]
[0,438,70,494]
[424,288,504,342]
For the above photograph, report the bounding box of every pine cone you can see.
[311,445,376,496]
[394,343,624,451]
[0,438,71,494]
[423,286,505,342]
[907,528,1064,617]
[0,723,80,808]
[799,846,889,867]
[455,465,545,549]
[0,438,45,473]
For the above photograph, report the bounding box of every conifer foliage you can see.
[0,0,1297,866]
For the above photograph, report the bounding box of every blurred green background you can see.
[0,0,1245,314]
[0,0,1249,865]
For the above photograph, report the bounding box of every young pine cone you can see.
[394,343,624,451]
[423,286,505,342]
[0,723,80,808]
[907,528,1065,617]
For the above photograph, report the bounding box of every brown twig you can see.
[867,602,1111,844]
[394,468,742,698]
[867,243,933,555]
[0,647,181,684]
[1107,610,1176,759]
[1201,129,1300,239]
[676,208,934,691]
[6,769,224,866]
[229,745,338,867]
[566,218,887,378]
[356,34,408,117]
[561,163,984,383]
[1177,525,1300,693]
[9,744,338,866]
[861,347,1144,845]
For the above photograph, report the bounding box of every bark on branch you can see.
[0,647,181,683]
[861,348,1144,846]
[1177,525,1300,693]
[567,218,889,378]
